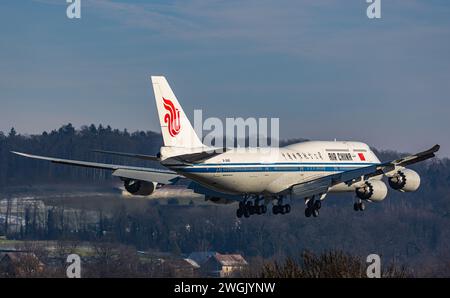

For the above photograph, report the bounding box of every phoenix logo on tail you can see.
[163,98,181,137]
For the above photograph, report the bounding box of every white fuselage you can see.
[163,141,381,195]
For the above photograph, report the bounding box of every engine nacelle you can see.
[388,169,420,192]
[124,179,158,196]
[205,196,234,205]
[356,180,388,202]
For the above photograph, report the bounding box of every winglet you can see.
[394,144,440,167]
[430,144,440,153]
[11,151,34,158]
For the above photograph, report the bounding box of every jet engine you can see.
[388,169,420,192]
[356,180,388,202]
[124,179,158,196]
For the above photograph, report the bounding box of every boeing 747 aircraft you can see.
[12,76,440,218]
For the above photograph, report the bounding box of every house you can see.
[0,252,45,277]
[187,251,216,266]
[202,253,248,277]
[160,258,200,277]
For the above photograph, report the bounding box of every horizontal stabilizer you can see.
[170,148,228,164]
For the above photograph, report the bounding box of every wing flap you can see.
[112,169,178,184]
[292,176,332,198]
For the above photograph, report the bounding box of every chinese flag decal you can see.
[358,153,366,161]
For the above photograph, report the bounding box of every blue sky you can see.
[1,0,449,156]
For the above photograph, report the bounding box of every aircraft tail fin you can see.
[151,76,204,150]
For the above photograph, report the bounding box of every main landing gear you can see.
[272,204,290,215]
[236,195,290,218]
[304,196,321,218]
[272,196,291,215]
[236,199,268,218]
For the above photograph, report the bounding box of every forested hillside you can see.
[0,124,162,186]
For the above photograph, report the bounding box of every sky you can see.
[0,0,449,156]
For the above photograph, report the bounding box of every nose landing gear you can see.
[353,199,365,211]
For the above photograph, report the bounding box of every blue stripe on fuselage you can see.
[191,162,376,166]
[170,162,378,173]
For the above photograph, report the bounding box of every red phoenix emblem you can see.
[163,98,181,137]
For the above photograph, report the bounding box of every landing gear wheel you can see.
[239,202,245,209]
[305,207,312,217]
[272,205,279,215]
[285,204,291,213]
[314,200,321,210]
[358,202,365,211]
[243,208,250,218]
[246,202,254,215]
[262,205,267,214]
[236,208,243,218]
[312,208,319,217]
[353,203,359,211]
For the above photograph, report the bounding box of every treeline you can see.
[0,124,162,187]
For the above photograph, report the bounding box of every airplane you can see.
[12,76,440,218]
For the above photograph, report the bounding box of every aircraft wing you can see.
[11,151,180,185]
[291,144,440,197]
